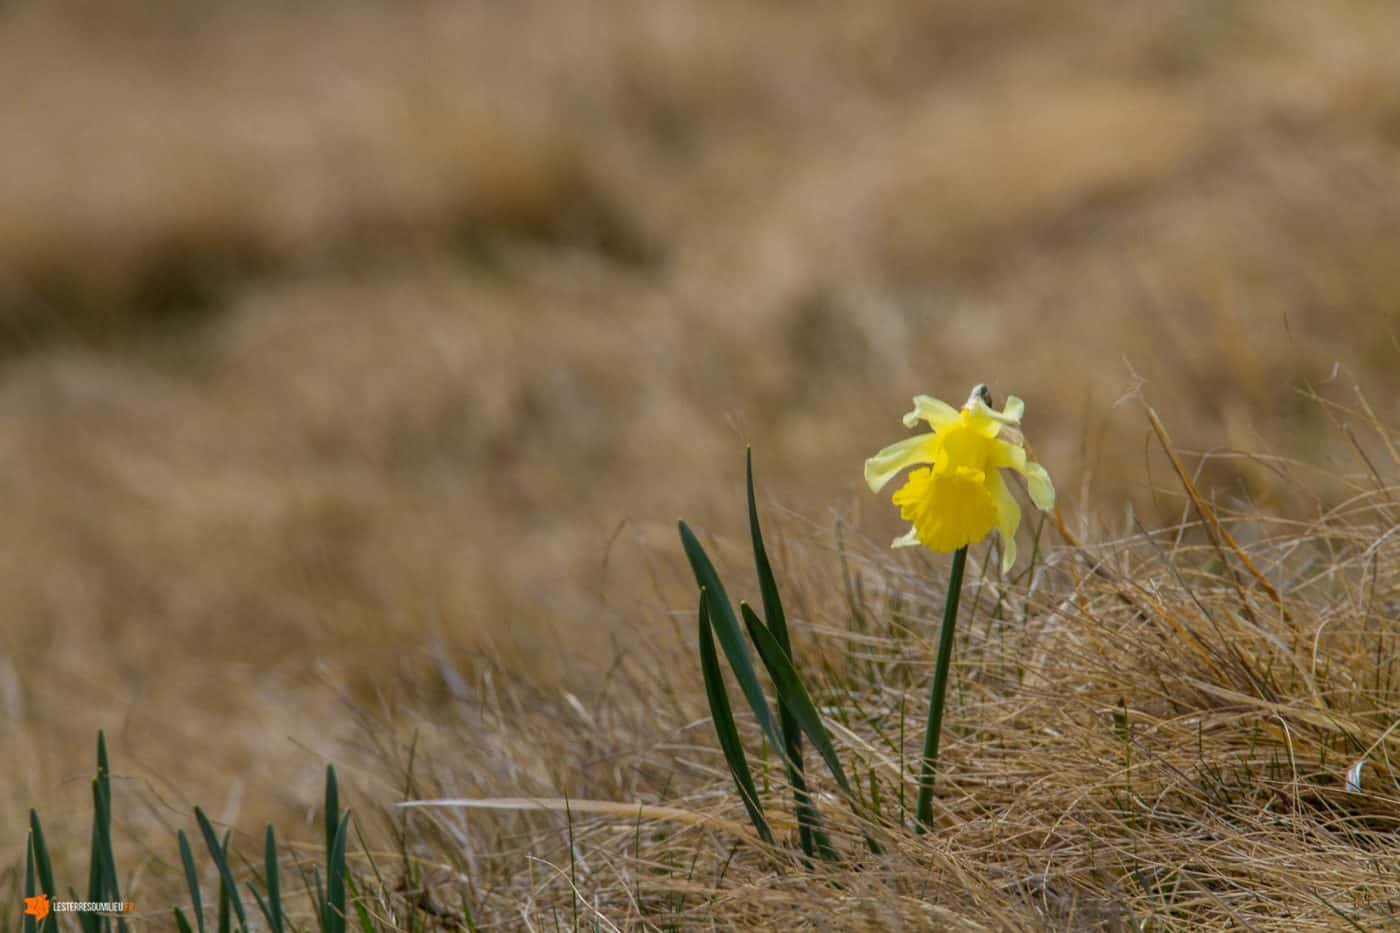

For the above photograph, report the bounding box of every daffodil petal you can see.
[892,526,921,548]
[864,433,937,493]
[989,438,1027,472]
[1024,461,1055,511]
[962,408,1003,438]
[992,438,1055,511]
[965,394,1024,427]
[902,395,960,430]
[987,469,1021,574]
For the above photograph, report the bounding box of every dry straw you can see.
[382,387,1398,929]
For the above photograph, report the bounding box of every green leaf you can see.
[324,766,340,864]
[247,884,274,933]
[84,794,103,929]
[740,603,854,799]
[79,731,124,933]
[344,874,376,933]
[747,449,835,860]
[23,831,36,933]
[194,809,248,933]
[322,764,347,933]
[743,601,881,854]
[678,521,781,753]
[93,775,123,915]
[97,730,111,783]
[698,589,773,845]
[174,907,196,933]
[310,866,325,932]
[263,826,284,933]
[69,874,96,930]
[217,857,230,933]
[325,810,352,933]
[178,830,207,933]
[746,449,794,667]
[28,811,56,908]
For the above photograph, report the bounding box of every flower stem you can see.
[915,544,967,832]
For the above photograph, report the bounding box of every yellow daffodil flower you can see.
[864,386,1054,573]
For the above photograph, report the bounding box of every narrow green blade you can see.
[194,809,248,932]
[698,590,773,845]
[743,603,883,853]
[741,603,853,796]
[678,521,781,753]
[178,830,207,933]
[68,882,95,933]
[92,781,114,930]
[84,789,102,933]
[217,862,230,933]
[344,874,376,933]
[747,449,833,860]
[324,766,340,863]
[23,831,36,933]
[746,449,795,666]
[79,732,119,933]
[174,907,196,933]
[93,778,124,928]
[80,830,99,933]
[309,865,325,931]
[96,731,111,788]
[247,884,274,933]
[264,826,284,933]
[28,811,57,907]
[325,810,352,933]
[97,733,115,902]
[219,830,234,933]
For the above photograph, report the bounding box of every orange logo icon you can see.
[23,893,50,921]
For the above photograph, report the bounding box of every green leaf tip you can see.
[678,520,782,753]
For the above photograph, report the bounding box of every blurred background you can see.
[2,0,1397,849]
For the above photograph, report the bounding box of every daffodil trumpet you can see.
[864,385,1056,830]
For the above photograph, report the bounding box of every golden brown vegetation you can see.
[383,422,1400,929]
[2,1,1397,928]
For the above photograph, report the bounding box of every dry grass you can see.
[365,401,1399,929]
[1,0,1398,928]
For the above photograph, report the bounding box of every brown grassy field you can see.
[3,1,1398,929]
